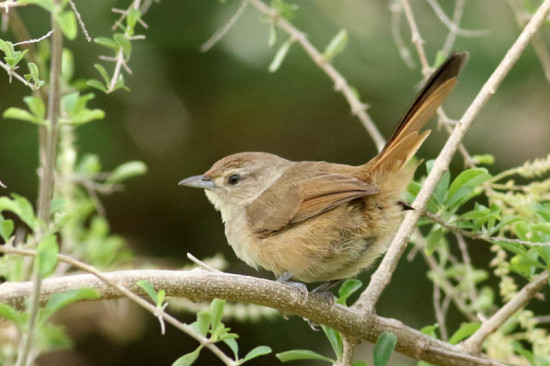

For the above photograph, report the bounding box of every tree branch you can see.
[462,271,549,354]
[353,0,550,315]
[16,3,63,364]
[0,245,508,366]
[0,270,506,366]
[247,0,386,151]
[426,212,550,247]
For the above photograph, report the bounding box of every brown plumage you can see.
[180,53,468,283]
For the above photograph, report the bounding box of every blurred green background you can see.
[1,0,549,365]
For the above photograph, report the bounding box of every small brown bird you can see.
[180,53,467,287]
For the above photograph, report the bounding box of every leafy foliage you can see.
[173,299,272,365]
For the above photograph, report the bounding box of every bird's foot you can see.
[310,279,342,306]
[277,272,309,303]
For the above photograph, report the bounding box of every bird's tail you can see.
[367,52,468,174]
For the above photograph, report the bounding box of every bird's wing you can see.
[246,173,379,235]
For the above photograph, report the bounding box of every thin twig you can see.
[15,3,64,364]
[401,0,429,76]
[187,252,221,272]
[247,0,386,151]
[201,0,248,52]
[456,234,478,305]
[433,283,449,341]
[442,0,464,56]
[0,1,24,10]
[426,212,550,247]
[462,271,549,354]
[13,29,54,46]
[423,251,479,322]
[389,1,415,69]
[426,0,488,38]
[0,245,507,366]
[354,0,550,315]
[69,0,92,42]
[0,59,39,89]
[400,0,477,168]
[507,0,550,83]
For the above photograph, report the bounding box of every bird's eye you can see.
[227,174,241,185]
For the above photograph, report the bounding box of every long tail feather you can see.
[370,52,468,172]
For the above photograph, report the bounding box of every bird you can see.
[179,53,468,291]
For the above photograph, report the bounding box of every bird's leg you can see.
[312,279,342,294]
[276,271,309,302]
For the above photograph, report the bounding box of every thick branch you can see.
[0,268,507,366]
[354,0,550,314]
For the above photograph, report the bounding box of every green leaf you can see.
[269,38,293,73]
[0,40,13,57]
[4,48,28,68]
[533,223,550,235]
[137,280,158,303]
[106,161,147,184]
[241,345,272,363]
[209,299,226,331]
[69,109,105,125]
[472,286,494,312]
[157,289,165,306]
[61,49,74,82]
[36,234,59,278]
[23,96,46,121]
[445,169,491,209]
[3,107,44,124]
[11,194,37,230]
[41,288,100,322]
[268,23,278,48]
[223,337,239,358]
[425,227,443,256]
[535,245,550,267]
[94,63,110,83]
[86,79,108,92]
[433,171,451,206]
[337,279,362,305]
[271,0,298,20]
[25,62,44,88]
[114,33,132,58]
[0,219,14,241]
[323,29,348,61]
[18,0,55,11]
[95,37,119,51]
[472,154,494,165]
[276,349,335,363]
[191,311,211,337]
[172,348,201,366]
[126,8,142,31]
[420,324,439,338]
[373,332,397,366]
[0,303,23,325]
[448,322,481,344]
[56,10,78,40]
[321,325,342,360]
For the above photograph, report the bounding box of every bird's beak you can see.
[178,175,217,189]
